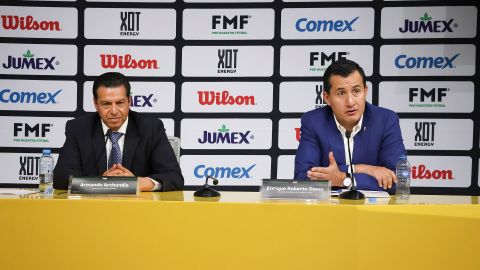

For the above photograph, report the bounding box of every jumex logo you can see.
[120,11,141,36]
[296,17,359,32]
[211,15,250,35]
[194,164,256,179]
[2,50,58,70]
[394,53,460,69]
[0,89,62,104]
[18,155,40,181]
[198,124,253,144]
[414,121,436,147]
[399,12,456,33]
[217,49,238,74]
[310,51,348,72]
[130,92,156,107]
[409,87,448,108]
[13,122,52,143]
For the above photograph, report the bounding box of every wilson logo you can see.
[100,54,159,69]
[411,164,454,180]
[198,90,255,106]
[295,128,301,142]
[1,15,61,31]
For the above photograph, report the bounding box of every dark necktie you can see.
[108,131,123,169]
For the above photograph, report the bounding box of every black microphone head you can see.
[213,179,218,185]
[345,131,351,138]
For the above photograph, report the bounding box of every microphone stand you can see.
[194,176,221,198]
[339,131,365,200]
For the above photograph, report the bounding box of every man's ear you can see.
[323,90,331,106]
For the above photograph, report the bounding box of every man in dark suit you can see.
[53,72,183,191]
[294,59,406,192]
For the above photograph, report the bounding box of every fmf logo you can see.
[212,15,249,30]
[194,164,256,179]
[13,123,51,137]
[100,54,159,69]
[394,53,459,69]
[2,50,58,70]
[198,124,252,144]
[295,17,359,32]
[310,51,348,72]
[18,156,40,181]
[409,88,447,102]
[197,90,255,106]
[1,15,61,31]
[0,89,62,104]
[399,12,455,33]
[411,164,454,180]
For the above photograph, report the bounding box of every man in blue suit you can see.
[294,59,406,193]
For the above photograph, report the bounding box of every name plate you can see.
[261,179,330,201]
[69,176,139,195]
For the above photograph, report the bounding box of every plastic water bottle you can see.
[39,149,54,193]
[395,155,411,199]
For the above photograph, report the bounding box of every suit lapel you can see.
[325,110,346,165]
[122,115,139,170]
[353,104,371,164]
[93,119,107,174]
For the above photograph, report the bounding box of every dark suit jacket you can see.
[53,111,184,191]
[294,103,406,193]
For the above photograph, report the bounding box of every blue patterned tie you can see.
[108,131,123,169]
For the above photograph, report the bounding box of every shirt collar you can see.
[333,114,363,138]
[101,116,129,136]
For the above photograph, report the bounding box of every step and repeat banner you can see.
[0,0,479,194]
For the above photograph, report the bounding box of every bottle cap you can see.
[42,149,51,155]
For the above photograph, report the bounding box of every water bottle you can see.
[395,155,411,199]
[39,149,54,193]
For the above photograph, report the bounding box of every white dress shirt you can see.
[333,115,364,174]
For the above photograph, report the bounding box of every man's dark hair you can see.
[323,59,366,94]
[92,72,131,99]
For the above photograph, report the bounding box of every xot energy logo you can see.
[409,87,448,108]
[1,15,61,31]
[310,51,348,72]
[315,84,327,108]
[100,54,158,69]
[399,12,456,33]
[13,123,52,143]
[198,124,253,144]
[212,15,250,35]
[395,53,459,69]
[296,17,359,32]
[197,90,255,106]
[120,11,141,36]
[414,121,436,147]
[18,155,40,181]
[217,49,238,73]
[194,164,256,179]
[0,89,62,104]
[2,50,58,70]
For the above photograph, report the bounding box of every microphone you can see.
[194,175,221,197]
[339,131,365,200]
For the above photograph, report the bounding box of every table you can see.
[1,189,479,270]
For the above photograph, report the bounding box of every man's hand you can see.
[306,152,345,186]
[102,164,155,191]
[355,164,397,189]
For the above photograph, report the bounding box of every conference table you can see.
[1,188,479,270]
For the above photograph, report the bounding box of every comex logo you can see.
[399,12,456,33]
[13,123,52,143]
[120,11,141,36]
[197,90,255,106]
[18,156,40,181]
[411,164,454,180]
[1,15,61,31]
[409,87,448,108]
[310,51,348,72]
[100,54,159,69]
[194,164,256,179]
[296,17,359,32]
[198,124,253,144]
[211,15,250,35]
[130,92,156,107]
[0,89,62,104]
[217,49,238,74]
[2,50,58,70]
[394,53,460,69]
[414,121,436,147]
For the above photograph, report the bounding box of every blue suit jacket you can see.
[294,103,406,193]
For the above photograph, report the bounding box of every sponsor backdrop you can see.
[0,0,478,195]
